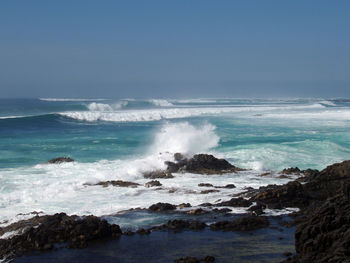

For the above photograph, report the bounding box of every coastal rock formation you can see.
[165,153,241,174]
[210,216,269,231]
[143,170,174,179]
[215,197,252,207]
[0,213,121,260]
[47,157,74,164]
[145,180,162,187]
[85,180,140,188]
[175,255,215,263]
[148,202,177,212]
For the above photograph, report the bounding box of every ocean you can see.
[1,98,350,228]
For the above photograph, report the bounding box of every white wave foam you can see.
[148,99,173,107]
[151,122,219,155]
[39,98,107,102]
[319,100,336,106]
[87,101,129,111]
[0,115,26,120]
[60,103,326,122]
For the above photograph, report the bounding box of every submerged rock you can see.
[210,216,270,231]
[47,157,74,164]
[152,219,207,232]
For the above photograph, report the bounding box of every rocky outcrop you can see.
[143,170,174,179]
[148,202,177,212]
[0,213,121,260]
[210,216,269,231]
[215,197,252,207]
[145,180,162,187]
[48,157,74,164]
[152,219,207,232]
[85,180,140,188]
[165,153,242,175]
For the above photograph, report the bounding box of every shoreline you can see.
[1,155,350,262]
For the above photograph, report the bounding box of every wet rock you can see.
[215,197,252,207]
[178,203,191,208]
[198,183,214,187]
[174,153,186,162]
[143,170,174,179]
[210,216,270,231]
[47,157,74,164]
[87,180,140,188]
[247,202,266,215]
[215,184,236,189]
[280,167,301,175]
[200,189,220,194]
[250,181,309,209]
[136,228,150,235]
[165,154,242,174]
[212,208,232,213]
[145,180,162,187]
[0,213,121,260]
[148,202,176,212]
[186,208,208,215]
[198,202,213,207]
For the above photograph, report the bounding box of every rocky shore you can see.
[1,154,350,262]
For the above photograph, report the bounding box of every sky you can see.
[0,0,349,99]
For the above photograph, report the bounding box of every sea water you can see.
[1,98,350,227]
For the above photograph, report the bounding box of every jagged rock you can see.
[210,216,269,231]
[0,213,121,260]
[145,180,162,187]
[174,153,185,162]
[165,154,241,175]
[136,228,150,235]
[148,202,176,212]
[186,208,208,215]
[250,181,309,209]
[215,197,252,207]
[198,183,214,187]
[178,203,191,208]
[216,184,236,189]
[280,167,301,175]
[143,170,174,179]
[48,157,74,164]
[247,202,266,215]
[86,180,140,188]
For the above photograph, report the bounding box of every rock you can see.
[212,208,232,213]
[247,202,266,215]
[136,228,150,235]
[165,154,242,175]
[250,181,309,209]
[215,184,236,189]
[280,167,301,175]
[145,180,162,187]
[294,196,350,262]
[210,216,270,231]
[215,197,252,207]
[198,183,214,187]
[186,209,208,215]
[200,189,220,194]
[174,153,185,162]
[47,157,74,164]
[87,180,140,188]
[178,203,191,208]
[148,202,176,212]
[143,170,174,179]
[0,213,121,260]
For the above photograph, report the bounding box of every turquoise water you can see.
[0,98,350,225]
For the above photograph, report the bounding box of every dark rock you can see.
[186,208,208,215]
[212,208,232,213]
[143,170,174,179]
[200,189,220,194]
[174,153,185,162]
[145,180,162,187]
[198,202,213,207]
[280,167,301,175]
[136,228,150,235]
[148,202,176,212]
[178,203,191,208]
[174,256,215,263]
[86,180,140,188]
[0,213,121,260]
[215,184,236,189]
[48,157,74,164]
[247,202,266,215]
[210,216,270,231]
[215,197,252,207]
[198,183,214,187]
[250,181,309,209]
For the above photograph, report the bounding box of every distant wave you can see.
[0,115,27,120]
[148,99,173,107]
[319,100,336,106]
[59,103,326,122]
[39,98,107,102]
[87,101,129,111]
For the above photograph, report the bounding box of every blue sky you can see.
[0,0,349,98]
